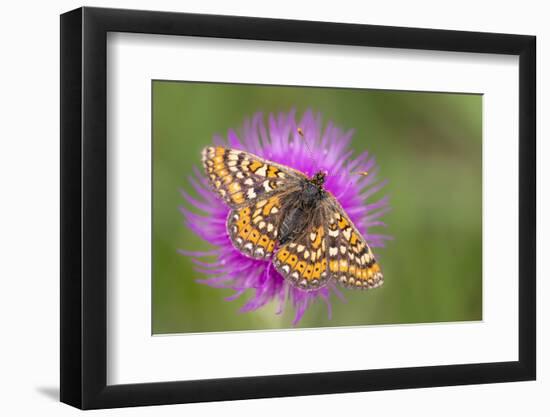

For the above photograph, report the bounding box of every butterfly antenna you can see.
[343,171,369,189]
[297,127,320,175]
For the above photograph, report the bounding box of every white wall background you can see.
[0,0,545,416]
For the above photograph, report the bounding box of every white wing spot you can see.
[256,165,268,176]
[343,227,352,240]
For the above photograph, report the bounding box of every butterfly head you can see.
[311,170,327,189]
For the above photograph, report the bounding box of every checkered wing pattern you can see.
[227,195,287,260]
[202,146,304,208]
[273,206,331,290]
[323,196,384,289]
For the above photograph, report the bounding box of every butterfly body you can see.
[202,146,383,291]
[278,173,326,245]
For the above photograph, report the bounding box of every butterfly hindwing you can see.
[227,195,285,260]
[273,206,332,291]
[202,146,304,208]
[323,197,384,289]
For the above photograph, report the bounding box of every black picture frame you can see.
[60,6,536,410]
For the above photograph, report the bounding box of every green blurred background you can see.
[152,80,482,334]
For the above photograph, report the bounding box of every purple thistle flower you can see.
[179,109,391,325]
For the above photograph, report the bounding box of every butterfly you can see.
[201,146,384,291]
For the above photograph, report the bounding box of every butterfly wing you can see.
[203,146,305,260]
[273,205,332,290]
[227,194,288,260]
[202,146,305,208]
[323,195,384,289]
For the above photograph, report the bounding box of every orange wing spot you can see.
[249,160,263,172]
[214,147,225,156]
[304,264,314,279]
[267,166,279,178]
[361,268,368,280]
[350,233,358,245]
[262,197,279,216]
[218,169,229,178]
[296,261,307,274]
[329,259,339,272]
[312,226,324,249]
[312,262,322,279]
[367,268,374,279]
[212,155,224,163]
[248,229,260,244]
[221,175,233,185]
[338,216,349,229]
[258,235,270,248]
[370,263,380,273]
[239,224,252,239]
[231,192,244,204]
[277,249,290,262]
[267,241,275,252]
[228,182,241,194]
[237,216,249,227]
[349,265,356,276]
[214,162,225,172]
[321,259,327,271]
[286,255,298,268]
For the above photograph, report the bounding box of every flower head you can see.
[180,109,390,325]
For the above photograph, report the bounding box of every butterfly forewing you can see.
[202,147,304,208]
[323,196,384,289]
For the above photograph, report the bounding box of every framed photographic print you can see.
[60,6,536,409]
